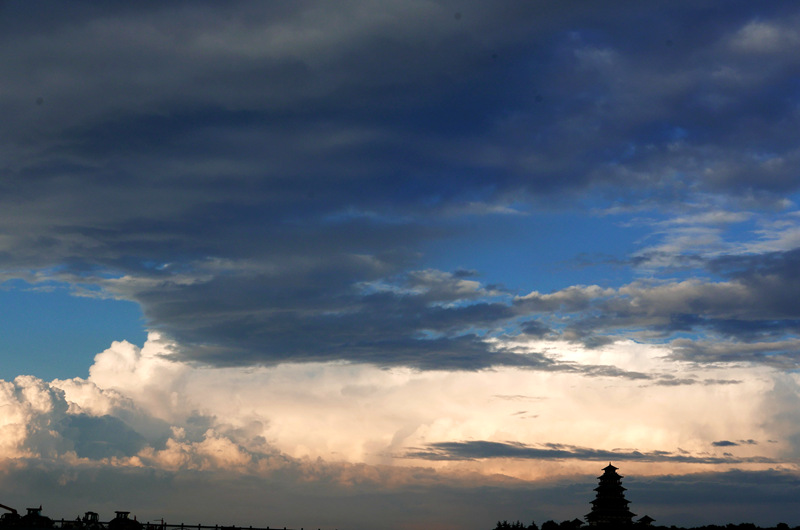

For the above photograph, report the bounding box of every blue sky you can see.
[2,2,800,529]
[0,284,146,380]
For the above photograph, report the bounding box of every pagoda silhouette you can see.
[585,463,636,527]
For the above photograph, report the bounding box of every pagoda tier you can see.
[585,464,636,527]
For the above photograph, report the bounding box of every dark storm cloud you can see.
[712,440,757,447]
[111,265,533,369]
[520,320,553,338]
[514,244,800,363]
[406,440,775,465]
[650,375,742,387]
[3,1,800,369]
[712,247,800,273]
[669,338,800,368]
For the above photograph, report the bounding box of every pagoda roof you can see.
[598,463,623,479]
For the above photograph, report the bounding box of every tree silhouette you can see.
[492,520,539,530]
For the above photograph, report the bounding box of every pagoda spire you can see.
[585,463,636,527]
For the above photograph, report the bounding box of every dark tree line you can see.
[492,521,538,530]
[493,520,584,530]
[492,523,799,530]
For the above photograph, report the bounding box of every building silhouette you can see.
[585,464,636,527]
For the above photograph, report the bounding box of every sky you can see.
[2,1,800,529]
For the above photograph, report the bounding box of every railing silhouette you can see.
[48,520,304,530]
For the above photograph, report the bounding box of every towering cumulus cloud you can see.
[2,335,800,528]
